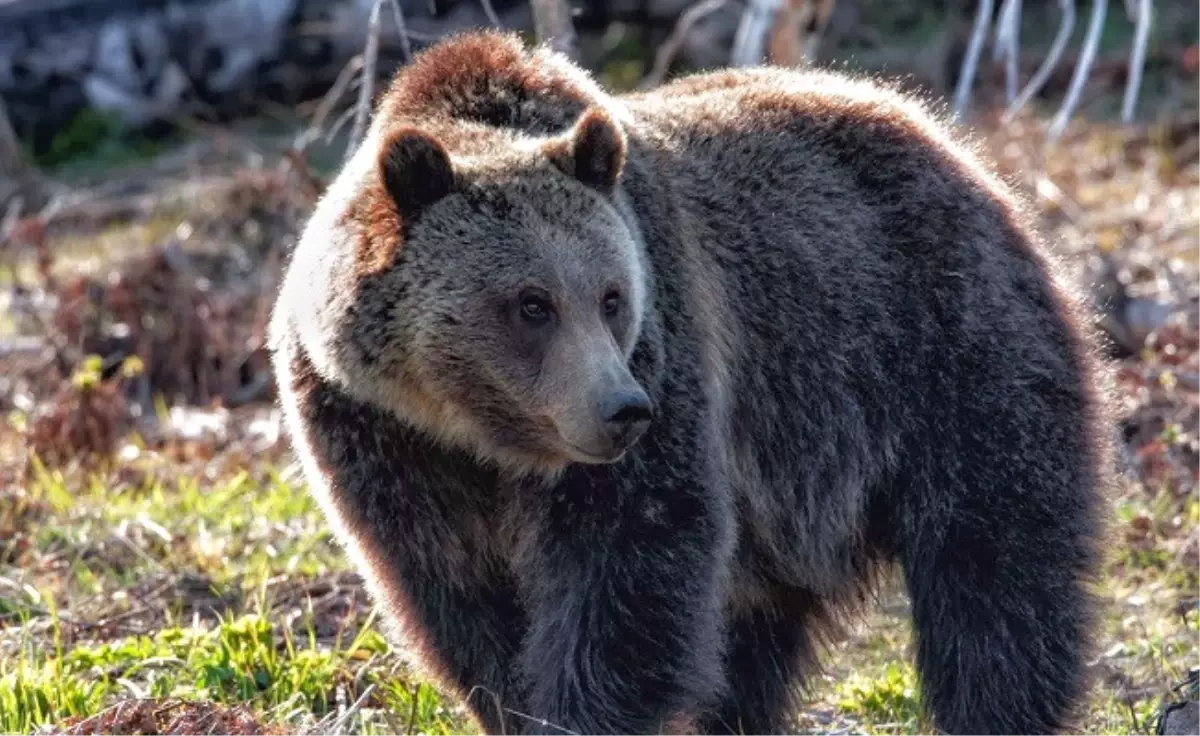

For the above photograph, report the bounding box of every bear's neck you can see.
[287,344,510,506]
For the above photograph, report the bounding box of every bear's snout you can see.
[597,385,654,451]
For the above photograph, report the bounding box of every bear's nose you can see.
[599,389,654,446]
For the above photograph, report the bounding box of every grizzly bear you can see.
[268,30,1108,735]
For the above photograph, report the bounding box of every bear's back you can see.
[612,64,1099,597]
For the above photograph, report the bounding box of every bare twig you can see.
[386,0,414,61]
[310,0,427,161]
[294,55,363,152]
[805,0,837,62]
[730,0,783,66]
[327,684,377,736]
[291,0,415,167]
[327,105,359,147]
[1003,0,1076,124]
[1048,0,1108,143]
[1121,0,1152,123]
[530,0,579,61]
[639,0,728,90]
[952,0,995,120]
[479,0,503,27]
[346,0,385,163]
[463,685,582,736]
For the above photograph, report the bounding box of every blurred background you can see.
[0,1,1197,734]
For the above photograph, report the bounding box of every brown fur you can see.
[345,178,403,278]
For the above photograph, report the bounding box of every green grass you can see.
[0,609,466,734]
[18,455,341,591]
[1,440,1194,721]
[798,585,1198,736]
[1,464,472,735]
[835,661,923,734]
[1,420,1195,735]
[23,109,172,171]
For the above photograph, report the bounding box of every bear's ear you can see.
[378,129,455,219]
[548,107,627,194]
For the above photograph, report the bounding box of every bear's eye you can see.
[602,292,621,317]
[520,295,553,325]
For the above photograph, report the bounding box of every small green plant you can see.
[0,466,458,734]
[0,609,465,735]
[836,661,923,734]
[26,108,169,169]
[0,660,113,735]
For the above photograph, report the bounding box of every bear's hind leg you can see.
[696,589,828,735]
[898,443,1100,734]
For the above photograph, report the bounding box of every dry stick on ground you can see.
[310,684,377,736]
[530,0,579,61]
[639,0,729,90]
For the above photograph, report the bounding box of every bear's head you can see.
[329,106,654,475]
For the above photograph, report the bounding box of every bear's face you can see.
[348,108,654,474]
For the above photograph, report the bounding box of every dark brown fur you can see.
[270,30,1110,735]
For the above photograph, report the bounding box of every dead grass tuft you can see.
[51,699,280,736]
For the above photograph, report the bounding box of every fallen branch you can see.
[0,336,48,360]
[0,97,47,214]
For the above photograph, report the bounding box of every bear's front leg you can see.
[281,350,530,734]
[372,569,528,734]
[511,458,732,735]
